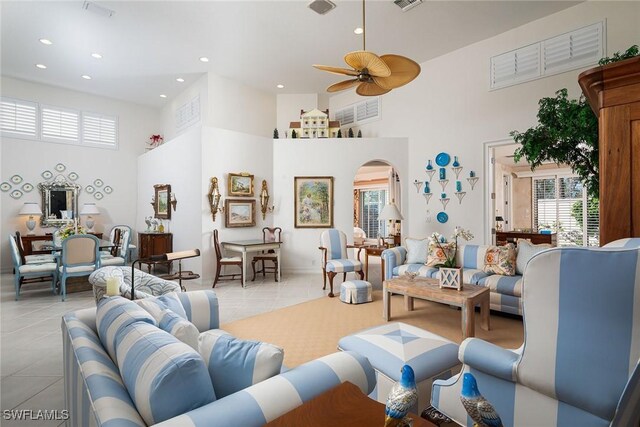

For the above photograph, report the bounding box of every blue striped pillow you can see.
[117,321,215,425]
[198,330,284,398]
[137,296,199,349]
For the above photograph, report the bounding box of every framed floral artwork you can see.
[294,176,333,228]
[154,184,171,220]
[224,199,256,228]
[228,173,254,197]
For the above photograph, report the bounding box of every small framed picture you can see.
[224,199,256,228]
[228,173,254,197]
[294,176,334,228]
[154,184,171,220]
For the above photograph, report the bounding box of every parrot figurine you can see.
[460,373,503,427]
[384,365,418,427]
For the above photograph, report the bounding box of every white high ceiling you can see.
[1,1,579,108]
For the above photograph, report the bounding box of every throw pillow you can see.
[515,239,552,275]
[198,329,284,399]
[137,294,199,349]
[405,238,429,264]
[483,244,517,276]
[116,321,215,425]
[426,242,454,267]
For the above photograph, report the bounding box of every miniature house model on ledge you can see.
[289,109,340,138]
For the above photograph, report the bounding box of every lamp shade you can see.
[495,216,505,222]
[379,203,404,221]
[19,202,42,216]
[80,203,100,215]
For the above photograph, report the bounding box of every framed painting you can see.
[154,184,171,220]
[294,176,333,228]
[228,173,254,197]
[225,199,256,228]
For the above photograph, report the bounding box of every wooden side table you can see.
[264,381,433,427]
[364,246,386,281]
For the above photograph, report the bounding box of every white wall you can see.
[273,138,408,273]
[160,74,209,142]
[1,77,159,271]
[276,93,320,136]
[329,1,640,244]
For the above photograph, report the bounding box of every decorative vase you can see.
[439,267,463,290]
[452,156,460,167]
[426,160,433,170]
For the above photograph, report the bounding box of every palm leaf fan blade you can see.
[344,51,391,77]
[373,55,421,90]
[312,65,359,76]
[327,79,360,93]
[356,82,391,96]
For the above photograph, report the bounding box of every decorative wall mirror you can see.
[38,177,81,227]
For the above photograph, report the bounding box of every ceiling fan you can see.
[313,0,421,96]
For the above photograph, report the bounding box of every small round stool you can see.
[339,280,373,304]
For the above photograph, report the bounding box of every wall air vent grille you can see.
[175,95,201,134]
[393,0,423,12]
[307,0,336,15]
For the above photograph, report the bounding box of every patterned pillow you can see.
[198,329,284,399]
[426,242,455,267]
[483,244,517,276]
[515,239,552,275]
[405,238,429,264]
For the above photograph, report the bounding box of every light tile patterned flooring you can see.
[0,258,383,426]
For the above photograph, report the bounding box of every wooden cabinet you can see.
[21,233,102,255]
[496,231,556,247]
[138,232,173,259]
[579,57,640,245]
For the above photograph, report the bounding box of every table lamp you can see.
[379,201,403,243]
[80,203,101,232]
[19,202,42,235]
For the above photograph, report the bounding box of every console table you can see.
[21,232,102,255]
[138,232,173,273]
[496,231,556,246]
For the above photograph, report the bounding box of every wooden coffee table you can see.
[383,276,490,339]
[264,381,433,426]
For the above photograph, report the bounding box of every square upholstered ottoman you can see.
[338,322,460,414]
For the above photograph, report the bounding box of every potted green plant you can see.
[430,227,473,290]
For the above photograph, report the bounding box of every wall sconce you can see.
[259,179,275,220]
[170,194,177,211]
[207,177,223,221]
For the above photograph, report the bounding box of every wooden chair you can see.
[14,231,56,265]
[212,229,243,287]
[8,234,57,300]
[251,227,282,282]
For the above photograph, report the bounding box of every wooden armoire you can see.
[578,56,640,245]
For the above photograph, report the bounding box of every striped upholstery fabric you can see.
[320,229,348,260]
[137,295,199,350]
[490,292,522,315]
[339,280,373,304]
[459,267,490,284]
[153,351,376,427]
[456,244,491,269]
[603,238,640,249]
[326,259,362,273]
[176,290,220,332]
[433,246,640,426]
[394,263,439,278]
[339,323,460,415]
[478,274,523,297]
[198,329,284,398]
[382,246,407,280]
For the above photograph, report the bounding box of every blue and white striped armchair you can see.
[431,244,640,427]
[319,229,364,297]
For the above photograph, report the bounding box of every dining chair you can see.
[8,234,57,300]
[14,231,56,265]
[319,228,364,297]
[251,227,282,282]
[212,229,243,287]
[100,230,131,267]
[111,225,135,263]
[59,234,101,301]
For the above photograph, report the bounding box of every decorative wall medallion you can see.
[10,189,23,199]
[1,182,11,192]
[85,185,95,194]
[94,192,104,200]
[22,183,34,192]
[103,186,113,194]
[41,170,53,180]
[68,172,79,181]
[435,152,451,167]
[10,175,23,184]
[55,163,66,172]
[93,179,104,187]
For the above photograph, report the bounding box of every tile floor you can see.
[0,258,383,426]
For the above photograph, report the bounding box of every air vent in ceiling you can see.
[307,0,336,15]
[82,1,115,18]
[393,0,423,12]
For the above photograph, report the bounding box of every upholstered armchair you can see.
[319,229,364,297]
[431,245,640,427]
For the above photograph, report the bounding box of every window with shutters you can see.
[532,175,599,247]
[41,105,80,143]
[360,189,388,239]
[82,112,118,148]
[335,106,355,126]
[334,97,380,130]
[1,97,38,139]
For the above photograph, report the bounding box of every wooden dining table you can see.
[221,239,282,287]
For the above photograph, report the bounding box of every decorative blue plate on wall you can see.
[435,152,450,167]
[437,212,449,223]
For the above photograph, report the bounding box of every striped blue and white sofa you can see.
[430,242,640,427]
[382,244,524,315]
[62,290,376,427]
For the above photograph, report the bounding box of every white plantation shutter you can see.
[82,113,117,147]
[356,97,380,122]
[335,106,354,126]
[1,97,37,138]
[491,44,540,89]
[41,105,79,143]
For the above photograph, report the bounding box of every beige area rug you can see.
[222,291,524,368]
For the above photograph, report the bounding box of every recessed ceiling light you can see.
[160,94,167,98]
[176,78,185,83]
[81,75,92,80]
[354,27,363,35]
[39,38,53,45]
[91,53,103,59]
[199,57,209,63]
[276,84,284,89]
[35,64,47,69]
